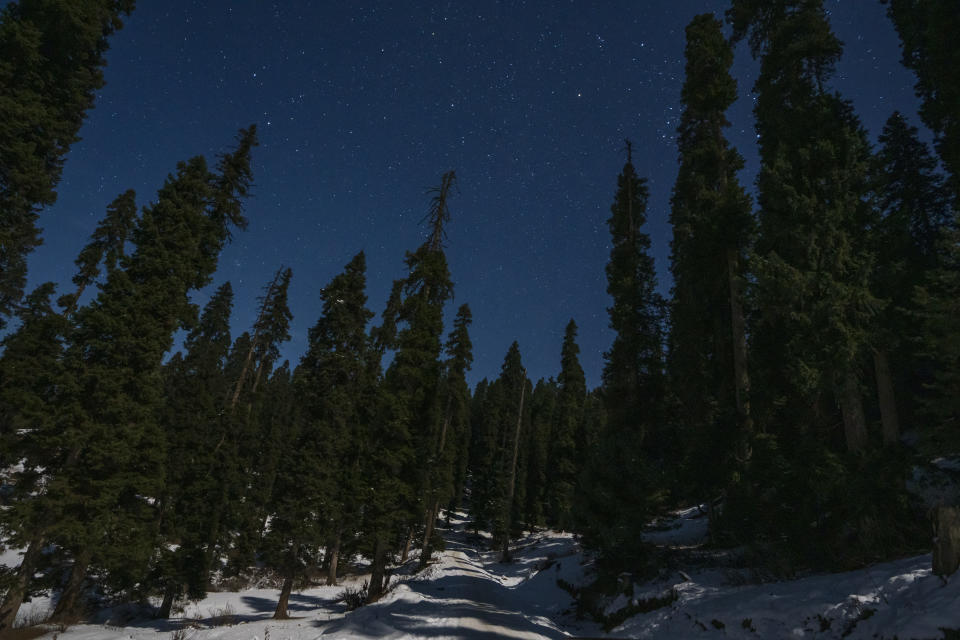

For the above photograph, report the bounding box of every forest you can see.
[0,0,958,637]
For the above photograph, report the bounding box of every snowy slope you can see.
[8,513,597,639]
[607,506,960,639]
[7,509,960,639]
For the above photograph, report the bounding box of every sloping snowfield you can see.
[7,510,960,639]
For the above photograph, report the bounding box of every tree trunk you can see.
[419,500,441,570]
[366,538,388,604]
[933,506,960,577]
[839,369,868,453]
[229,340,258,408]
[873,349,900,446]
[157,582,178,619]
[326,530,341,586]
[50,550,91,622]
[501,379,526,563]
[273,574,294,619]
[0,536,45,632]
[727,247,753,441]
[228,270,282,408]
[400,527,414,564]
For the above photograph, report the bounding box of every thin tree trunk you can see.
[228,271,281,408]
[250,360,267,397]
[229,340,258,408]
[419,500,441,570]
[326,530,342,586]
[0,536,45,632]
[157,582,178,619]
[366,538,388,604]
[727,247,753,441]
[839,369,868,453]
[400,527,414,563]
[501,378,527,563]
[273,574,294,619]
[420,395,454,570]
[873,349,900,446]
[50,549,91,622]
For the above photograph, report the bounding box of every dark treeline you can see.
[0,0,959,632]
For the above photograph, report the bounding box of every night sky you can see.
[25,1,924,389]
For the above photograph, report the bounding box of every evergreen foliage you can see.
[886,0,960,197]
[577,145,666,571]
[668,13,754,522]
[729,0,875,452]
[726,0,925,567]
[548,320,586,530]
[29,127,256,620]
[491,342,532,560]
[0,0,135,325]
[446,305,475,514]
[365,171,455,601]
[227,266,294,572]
[60,189,137,312]
[154,282,234,614]
[869,112,953,439]
[524,377,556,529]
[422,303,473,565]
[296,252,379,585]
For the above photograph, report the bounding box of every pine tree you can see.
[154,282,234,617]
[914,233,960,432]
[466,378,497,531]
[668,13,754,521]
[227,267,294,573]
[258,363,323,619]
[296,252,379,586]
[365,171,456,602]
[447,306,475,515]
[577,144,665,570]
[494,342,531,562]
[525,377,557,528]
[420,303,473,568]
[886,0,960,197]
[870,112,952,444]
[548,320,586,530]
[229,267,293,408]
[727,1,915,567]
[729,0,875,453]
[0,0,135,325]
[34,127,256,621]
[59,189,137,313]
[0,282,72,630]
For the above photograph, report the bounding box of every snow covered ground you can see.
[3,513,596,639]
[5,509,960,639]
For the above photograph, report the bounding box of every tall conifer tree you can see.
[577,144,665,570]
[668,13,754,518]
[870,112,952,443]
[228,267,294,572]
[37,127,256,620]
[296,252,379,586]
[154,282,234,617]
[421,303,473,567]
[729,0,875,453]
[886,0,960,197]
[548,320,586,530]
[365,171,455,601]
[0,0,135,325]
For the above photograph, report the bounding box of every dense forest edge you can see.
[0,0,959,637]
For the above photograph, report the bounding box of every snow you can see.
[5,510,960,639]
[643,504,710,547]
[608,554,960,639]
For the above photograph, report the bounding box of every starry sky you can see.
[25,1,924,389]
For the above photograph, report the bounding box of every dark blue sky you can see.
[26,1,923,388]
